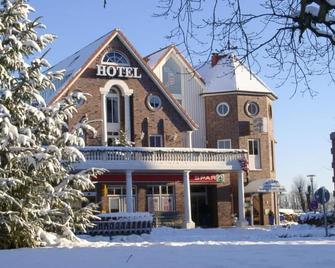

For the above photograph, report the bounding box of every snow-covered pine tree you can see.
[110,129,134,147]
[0,0,102,249]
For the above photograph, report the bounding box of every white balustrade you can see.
[81,146,246,164]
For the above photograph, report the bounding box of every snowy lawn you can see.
[1,225,335,268]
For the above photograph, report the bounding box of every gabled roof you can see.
[144,45,172,69]
[44,31,113,104]
[46,29,198,130]
[198,54,277,100]
[144,45,205,84]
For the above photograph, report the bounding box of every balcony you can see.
[76,146,248,172]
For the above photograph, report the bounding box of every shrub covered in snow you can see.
[0,0,102,249]
[298,211,335,227]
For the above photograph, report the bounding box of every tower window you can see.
[216,102,230,117]
[245,101,259,117]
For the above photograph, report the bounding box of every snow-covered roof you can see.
[44,29,199,130]
[198,54,277,99]
[43,31,112,103]
[145,45,205,85]
[144,45,173,69]
[245,178,286,193]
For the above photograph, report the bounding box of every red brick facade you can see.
[50,30,278,227]
[65,36,192,148]
[204,92,277,224]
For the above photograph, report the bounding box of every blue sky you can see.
[30,0,335,192]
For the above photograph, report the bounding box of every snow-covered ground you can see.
[1,225,335,268]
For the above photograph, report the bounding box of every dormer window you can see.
[163,57,182,95]
[102,51,129,66]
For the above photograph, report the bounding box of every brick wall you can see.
[216,173,234,226]
[204,93,276,180]
[204,93,277,225]
[66,36,191,147]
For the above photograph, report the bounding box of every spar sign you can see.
[190,174,225,183]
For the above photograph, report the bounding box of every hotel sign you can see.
[96,64,142,79]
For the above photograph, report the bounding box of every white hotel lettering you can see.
[96,64,142,79]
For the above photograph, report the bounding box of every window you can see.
[269,105,273,119]
[271,140,275,171]
[147,95,162,110]
[162,57,182,95]
[217,139,232,149]
[248,140,259,155]
[108,185,136,212]
[102,51,129,65]
[245,101,259,116]
[146,185,175,212]
[248,139,261,169]
[216,102,229,117]
[106,88,119,123]
[149,135,162,147]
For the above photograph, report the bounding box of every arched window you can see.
[106,88,119,123]
[102,51,129,65]
[162,57,182,95]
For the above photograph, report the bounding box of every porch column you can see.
[126,170,133,212]
[237,171,248,227]
[99,88,108,146]
[186,131,193,148]
[250,194,255,226]
[183,170,195,229]
[124,95,132,142]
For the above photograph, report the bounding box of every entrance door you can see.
[191,185,216,227]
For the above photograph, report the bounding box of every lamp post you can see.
[307,175,316,212]
[307,175,316,197]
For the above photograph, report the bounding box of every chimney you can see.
[211,53,220,67]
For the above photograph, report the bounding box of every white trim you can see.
[100,79,134,97]
[100,79,134,142]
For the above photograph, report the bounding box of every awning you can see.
[245,178,286,194]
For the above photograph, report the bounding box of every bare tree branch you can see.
[155,0,335,96]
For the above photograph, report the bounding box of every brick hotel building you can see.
[44,29,282,228]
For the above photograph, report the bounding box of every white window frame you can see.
[216,102,230,117]
[248,139,261,170]
[146,94,162,111]
[106,88,120,124]
[245,101,260,117]
[102,50,129,66]
[217,139,232,149]
[149,135,163,147]
[162,56,183,97]
[107,185,136,212]
[146,185,175,212]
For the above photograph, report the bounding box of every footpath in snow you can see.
[1,225,335,268]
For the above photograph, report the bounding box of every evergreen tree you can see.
[0,0,101,249]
